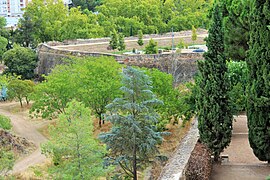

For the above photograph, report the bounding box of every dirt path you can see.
[210,115,270,179]
[0,102,47,174]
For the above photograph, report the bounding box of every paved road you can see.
[210,115,270,179]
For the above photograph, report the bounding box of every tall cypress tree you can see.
[247,0,270,163]
[196,4,233,161]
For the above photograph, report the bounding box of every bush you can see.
[227,60,248,114]
[185,141,212,180]
[0,115,12,130]
[145,39,158,54]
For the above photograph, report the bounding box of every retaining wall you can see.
[37,44,204,84]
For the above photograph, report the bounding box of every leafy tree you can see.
[30,57,121,125]
[0,147,14,176]
[0,36,7,63]
[221,0,250,61]
[2,45,37,79]
[0,115,12,130]
[177,38,185,49]
[118,33,125,51]
[191,25,197,44]
[196,4,233,161]
[14,12,36,48]
[7,79,35,107]
[145,38,158,54]
[227,60,248,114]
[42,100,106,179]
[30,63,77,119]
[137,30,144,46]
[246,0,270,163]
[109,29,118,50]
[72,57,122,126]
[71,0,101,11]
[99,67,164,179]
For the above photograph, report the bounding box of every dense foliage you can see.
[30,57,122,124]
[221,0,250,61]
[99,67,163,179]
[8,79,35,107]
[0,147,14,176]
[227,60,248,114]
[145,39,158,54]
[2,45,37,79]
[13,0,213,46]
[42,100,106,179]
[196,4,232,161]
[0,115,12,130]
[246,0,270,163]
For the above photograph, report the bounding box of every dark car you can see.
[192,49,205,52]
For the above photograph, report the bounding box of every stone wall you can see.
[37,44,204,84]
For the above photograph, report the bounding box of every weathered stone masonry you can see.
[37,44,204,84]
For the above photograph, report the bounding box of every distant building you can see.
[0,0,28,17]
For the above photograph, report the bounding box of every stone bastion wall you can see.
[37,43,204,84]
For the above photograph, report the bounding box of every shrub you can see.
[0,115,12,130]
[145,39,158,54]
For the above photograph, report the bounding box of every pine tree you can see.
[99,67,163,179]
[137,30,144,46]
[109,29,118,50]
[42,100,106,179]
[247,0,270,163]
[118,33,126,51]
[196,4,233,161]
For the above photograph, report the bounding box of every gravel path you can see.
[0,102,47,173]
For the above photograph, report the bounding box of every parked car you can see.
[192,49,205,52]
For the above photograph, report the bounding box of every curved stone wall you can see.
[36,43,204,84]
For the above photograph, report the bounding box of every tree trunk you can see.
[98,114,102,127]
[214,152,219,162]
[19,98,23,108]
[133,138,137,180]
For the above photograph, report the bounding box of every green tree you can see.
[30,57,121,125]
[191,25,197,44]
[14,12,36,48]
[7,79,35,107]
[71,0,101,11]
[196,4,233,161]
[0,36,7,63]
[109,29,118,50]
[145,38,158,54]
[227,60,248,114]
[42,100,106,179]
[118,33,125,51]
[99,67,164,179]
[246,0,270,163]
[221,0,250,61]
[2,45,37,79]
[137,30,144,46]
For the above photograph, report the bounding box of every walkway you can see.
[0,102,47,173]
[210,115,270,180]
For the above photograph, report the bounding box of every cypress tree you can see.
[247,0,270,163]
[109,29,118,50]
[221,0,250,61]
[196,4,233,161]
[118,33,126,51]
